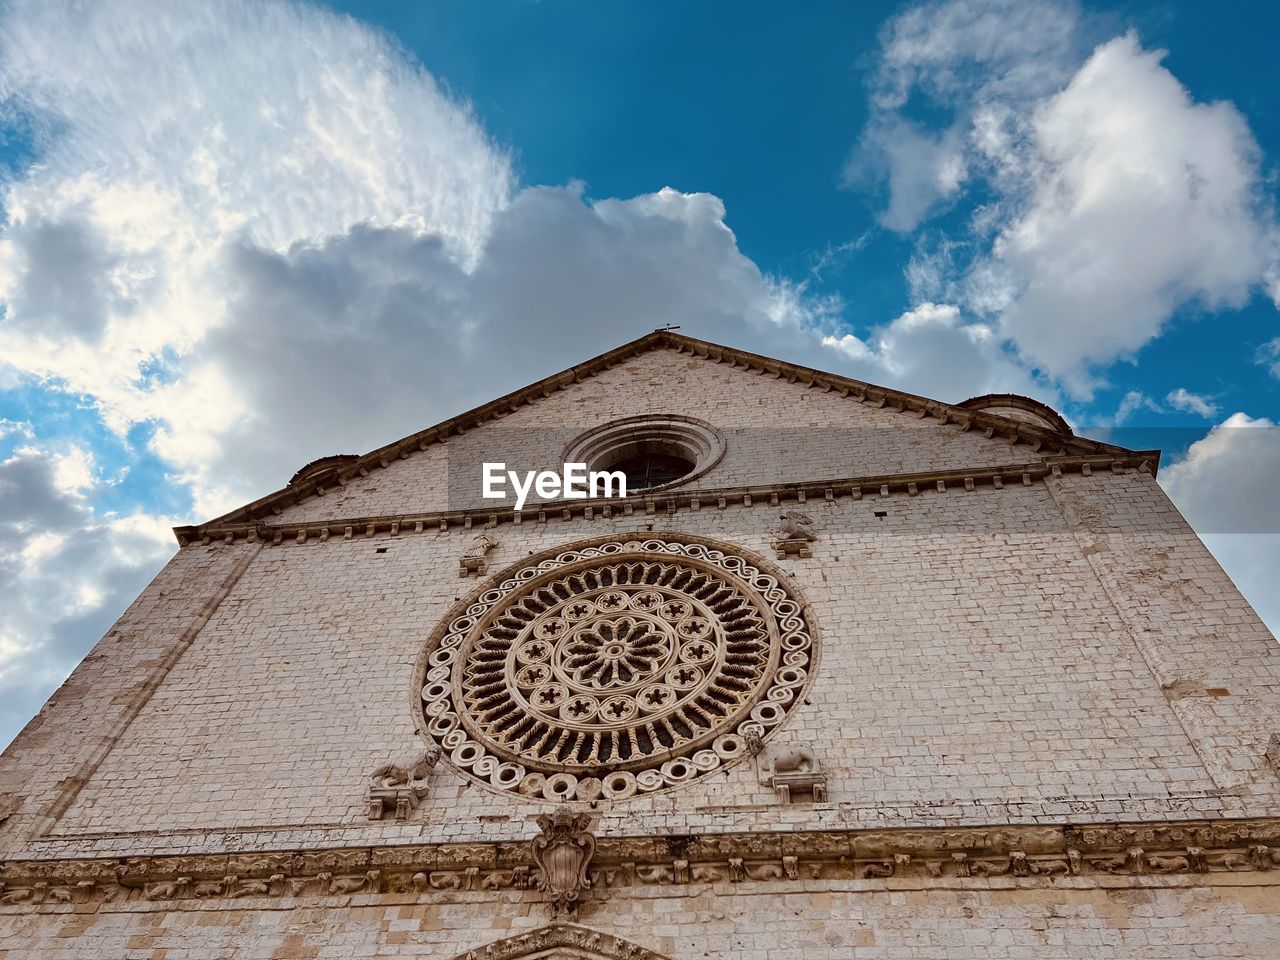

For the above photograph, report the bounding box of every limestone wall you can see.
[5,344,1280,957]
[4,876,1280,959]
[4,470,1278,864]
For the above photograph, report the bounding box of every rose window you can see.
[415,537,815,801]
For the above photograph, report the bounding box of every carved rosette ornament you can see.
[414,536,816,800]
[530,807,596,914]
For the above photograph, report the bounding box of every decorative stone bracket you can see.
[772,510,816,559]
[762,746,827,803]
[367,747,440,821]
[460,534,498,577]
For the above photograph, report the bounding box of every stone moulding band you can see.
[4,818,1280,908]
[173,452,1161,547]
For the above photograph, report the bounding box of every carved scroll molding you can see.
[451,923,669,960]
[7,818,1280,909]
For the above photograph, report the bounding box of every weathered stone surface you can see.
[4,332,1280,956]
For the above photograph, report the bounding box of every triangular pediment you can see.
[450,923,669,960]
[179,330,1146,539]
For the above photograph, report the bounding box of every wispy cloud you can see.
[1166,387,1219,418]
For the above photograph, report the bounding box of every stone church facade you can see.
[3,329,1280,958]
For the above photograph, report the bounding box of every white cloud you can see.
[1257,337,1280,379]
[846,120,968,232]
[1112,390,1160,426]
[0,445,175,748]
[854,0,1083,233]
[990,34,1273,389]
[857,1,1280,394]
[1105,387,1219,426]
[0,0,513,432]
[823,301,1045,401]
[1161,413,1280,636]
[872,0,1082,112]
[149,185,864,516]
[1165,387,1218,418]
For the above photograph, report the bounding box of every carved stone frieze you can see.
[7,817,1280,909]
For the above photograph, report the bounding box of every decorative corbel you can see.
[460,533,498,577]
[773,510,817,559]
[367,746,441,821]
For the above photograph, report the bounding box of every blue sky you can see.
[1,0,1279,748]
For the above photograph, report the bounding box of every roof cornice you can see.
[174,450,1160,547]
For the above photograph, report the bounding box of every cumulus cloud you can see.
[855,0,1280,394]
[822,301,1044,402]
[0,0,513,432]
[1161,413,1280,634]
[845,120,968,233]
[989,35,1273,388]
[0,443,174,743]
[160,186,857,515]
[852,0,1083,232]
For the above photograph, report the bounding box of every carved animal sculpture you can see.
[369,746,440,789]
[463,534,497,560]
[770,746,820,775]
[328,873,373,895]
[1033,858,1071,876]
[230,878,272,898]
[145,880,185,900]
[777,511,816,541]
[1145,855,1189,874]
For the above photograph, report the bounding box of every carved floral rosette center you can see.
[416,537,815,800]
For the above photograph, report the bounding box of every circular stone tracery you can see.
[415,537,816,801]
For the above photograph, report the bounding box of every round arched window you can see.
[562,415,725,494]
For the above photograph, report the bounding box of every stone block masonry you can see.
[3,332,1279,958]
